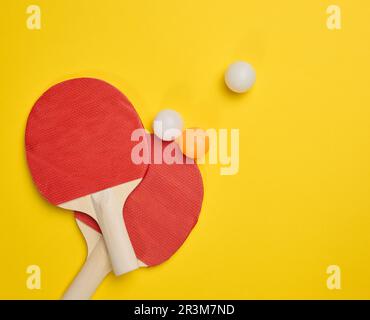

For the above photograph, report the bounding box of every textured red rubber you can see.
[25,78,148,205]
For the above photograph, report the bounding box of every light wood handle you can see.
[62,238,112,300]
[92,188,139,276]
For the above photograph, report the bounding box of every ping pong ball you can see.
[225,61,256,93]
[153,109,184,141]
[176,128,209,160]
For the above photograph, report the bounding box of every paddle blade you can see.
[76,135,204,267]
[25,77,148,205]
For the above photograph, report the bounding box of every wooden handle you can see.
[62,238,111,300]
[91,186,139,276]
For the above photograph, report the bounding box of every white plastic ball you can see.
[153,109,184,141]
[225,61,256,93]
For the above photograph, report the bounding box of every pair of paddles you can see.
[25,78,204,299]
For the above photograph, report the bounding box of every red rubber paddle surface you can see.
[76,135,204,266]
[25,78,148,205]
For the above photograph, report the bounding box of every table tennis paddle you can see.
[25,78,149,275]
[62,135,204,299]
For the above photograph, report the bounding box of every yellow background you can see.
[1,0,370,299]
